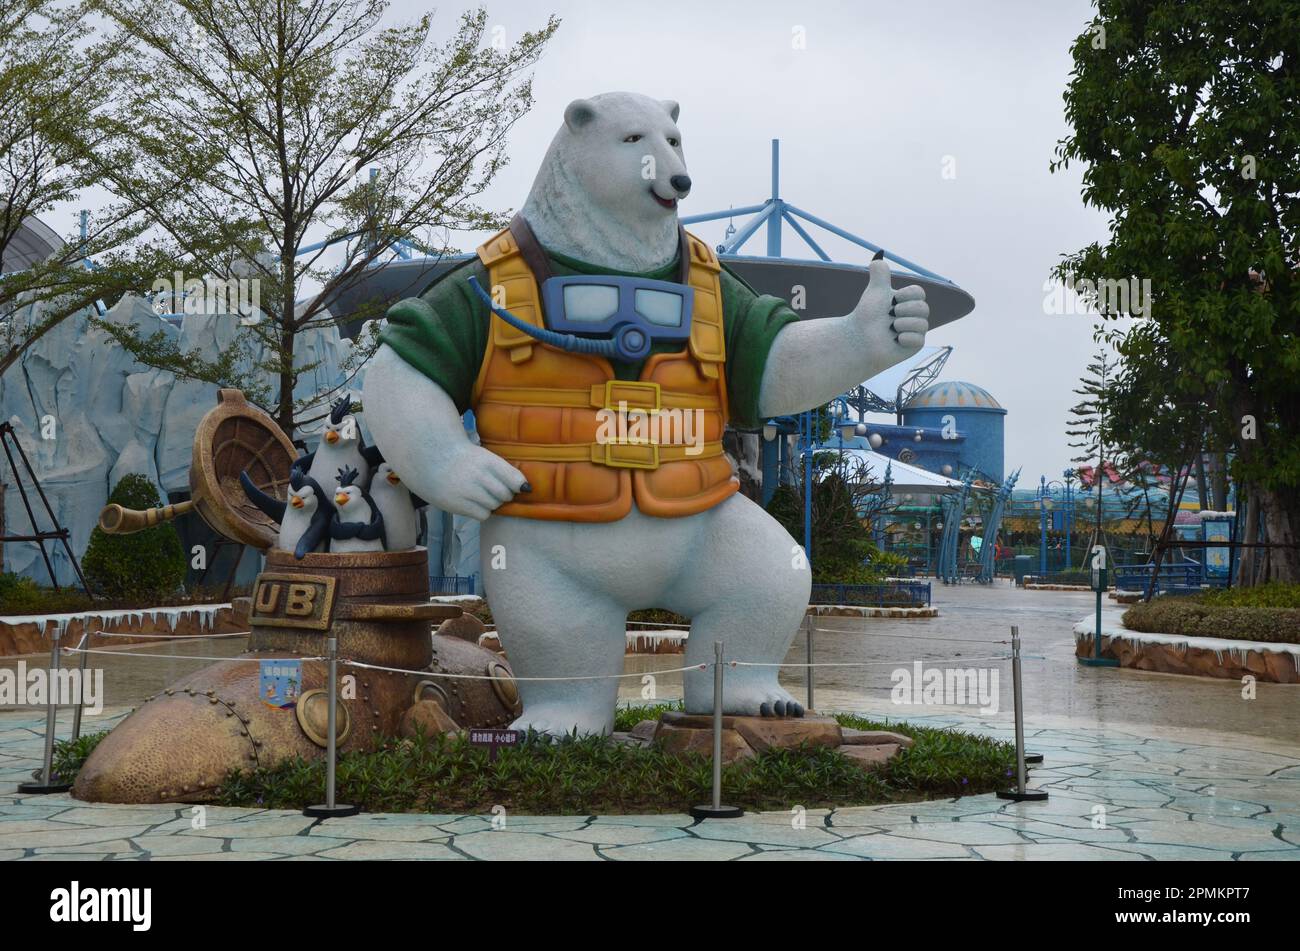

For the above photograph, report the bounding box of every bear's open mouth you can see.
[649,187,677,210]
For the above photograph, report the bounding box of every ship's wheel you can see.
[189,390,298,549]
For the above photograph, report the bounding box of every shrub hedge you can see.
[1123,597,1300,644]
[81,473,186,601]
[1198,582,1300,610]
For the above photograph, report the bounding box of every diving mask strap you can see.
[467,276,620,358]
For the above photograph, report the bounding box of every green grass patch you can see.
[50,730,109,784]
[54,708,1016,814]
[208,707,1012,814]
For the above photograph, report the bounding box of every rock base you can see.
[1076,633,1299,683]
[620,711,912,768]
[0,604,241,658]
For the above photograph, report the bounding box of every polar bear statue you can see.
[365,92,929,735]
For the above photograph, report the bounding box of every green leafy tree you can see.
[81,0,559,437]
[82,474,186,600]
[0,0,170,377]
[1052,0,1300,582]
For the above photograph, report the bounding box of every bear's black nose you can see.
[670,174,692,195]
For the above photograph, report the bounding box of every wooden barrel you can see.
[243,547,459,670]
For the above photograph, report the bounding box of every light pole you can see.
[1062,468,1076,568]
[1038,475,1070,575]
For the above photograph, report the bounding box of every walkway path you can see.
[2,708,1297,860]
[2,585,1297,860]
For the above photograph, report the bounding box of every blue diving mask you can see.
[467,274,694,362]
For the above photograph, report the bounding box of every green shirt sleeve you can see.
[378,260,490,415]
[719,264,800,430]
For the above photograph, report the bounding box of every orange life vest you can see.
[471,227,739,522]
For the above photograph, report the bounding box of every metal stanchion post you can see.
[805,614,815,711]
[304,636,360,818]
[71,633,91,744]
[19,624,72,794]
[997,625,1048,802]
[689,641,743,819]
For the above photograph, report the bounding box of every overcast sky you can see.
[455,0,1118,484]
[53,0,1115,483]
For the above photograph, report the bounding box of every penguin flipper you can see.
[360,443,384,468]
[240,471,286,523]
[294,509,332,560]
[329,516,367,541]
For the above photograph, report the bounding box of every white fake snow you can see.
[1,603,231,640]
[1073,614,1300,663]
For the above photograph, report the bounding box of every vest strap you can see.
[481,439,725,467]
[478,384,719,412]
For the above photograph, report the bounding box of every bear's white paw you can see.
[509,704,613,738]
[686,670,806,718]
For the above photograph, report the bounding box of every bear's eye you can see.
[623,134,642,143]
[667,137,680,147]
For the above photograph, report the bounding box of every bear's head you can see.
[520,92,690,273]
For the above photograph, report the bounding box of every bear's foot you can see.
[759,699,806,718]
[508,703,613,738]
[686,670,806,718]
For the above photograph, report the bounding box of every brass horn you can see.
[97,499,196,534]
[93,389,298,549]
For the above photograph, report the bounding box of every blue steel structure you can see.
[977,468,1020,583]
[681,140,954,283]
[686,140,961,569]
[1036,472,1077,574]
[936,472,975,584]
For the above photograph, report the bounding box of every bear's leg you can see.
[482,521,628,737]
[665,494,812,716]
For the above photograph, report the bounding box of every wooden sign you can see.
[250,572,338,631]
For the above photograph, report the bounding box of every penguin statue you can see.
[299,395,376,490]
[238,469,333,559]
[328,465,386,553]
[370,462,422,551]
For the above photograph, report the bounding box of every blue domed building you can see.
[901,381,1006,483]
[855,380,1006,485]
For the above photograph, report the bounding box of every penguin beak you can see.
[334,493,349,507]
[325,430,339,444]
[386,471,400,485]
[290,496,304,508]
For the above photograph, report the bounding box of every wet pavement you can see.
[627,581,1300,746]
[1,708,1296,860]
[2,584,1297,860]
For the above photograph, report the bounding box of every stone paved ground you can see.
[2,708,1297,860]
[3,585,1298,860]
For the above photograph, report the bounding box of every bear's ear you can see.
[563,99,597,132]
[662,100,680,122]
